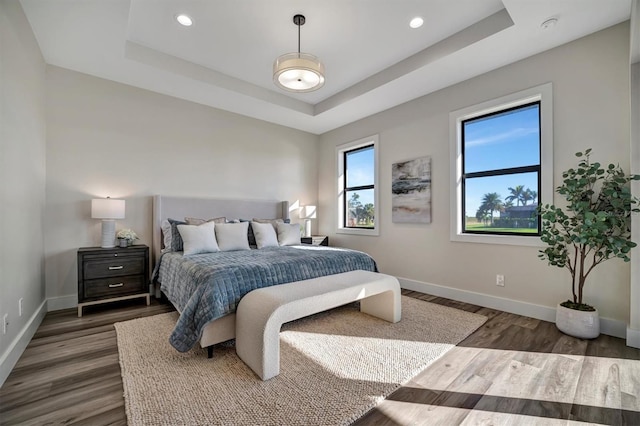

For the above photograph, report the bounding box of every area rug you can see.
[115,296,486,426]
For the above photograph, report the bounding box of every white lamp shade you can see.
[91,198,125,219]
[273,53,325,92]
[299,205,317,219]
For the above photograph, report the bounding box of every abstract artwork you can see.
[392,156,431,223]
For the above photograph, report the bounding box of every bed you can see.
[151,195,378,354]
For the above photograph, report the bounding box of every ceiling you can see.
[20,0,632,135]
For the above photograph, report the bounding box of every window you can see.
[450,84,553,246]
[463,102,541,235]
[337,135,379,236]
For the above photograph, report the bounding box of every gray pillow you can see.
[185,216,226,226]
[168,218,187,251]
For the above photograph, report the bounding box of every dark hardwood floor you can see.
[0,299,174,425]
[1,291,639,425]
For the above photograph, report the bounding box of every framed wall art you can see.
[392,156,431,223]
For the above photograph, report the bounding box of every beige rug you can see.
[115,296,486,426]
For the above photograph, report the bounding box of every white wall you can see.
[318,23,632,326]
[45,67,319,307]
[629,0,640,347]
[0,0,47,385]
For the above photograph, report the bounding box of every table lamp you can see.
[91,197,125,248]
[299,205,317,237]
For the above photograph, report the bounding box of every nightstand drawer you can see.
[83,257,145,279]
[84,275,146,299]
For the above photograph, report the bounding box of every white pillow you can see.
[215,222,250,251]
[277,222,301,246]
[177,222,219,256]
[251,221,279,249]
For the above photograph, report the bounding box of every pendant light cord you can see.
[297,20,301,57]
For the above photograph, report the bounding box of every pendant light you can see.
[273,14,325,92]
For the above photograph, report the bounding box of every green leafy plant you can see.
[538,149,640,311]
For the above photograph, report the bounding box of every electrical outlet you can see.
[2,314,8,334]
[18,298,23,317]
[496,274,505,287]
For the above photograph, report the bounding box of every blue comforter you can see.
[154,245,377,351]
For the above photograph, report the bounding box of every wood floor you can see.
[1,291,639,425]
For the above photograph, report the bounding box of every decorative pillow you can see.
[185,216,226,226]
[177,222,219,256]
[161,219,172,252]
[243,218,290,247]
[215,222,250,251]
[252,218,285,230]
[251,221,279,249]
[239,219,256,246]
[168,218,187,252]
[277,222,301,246]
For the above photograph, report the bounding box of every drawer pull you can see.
[108,266,124,270]
[109,283,124,288]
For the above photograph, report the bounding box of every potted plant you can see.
[538,149,640,339]
[117,228,139,247]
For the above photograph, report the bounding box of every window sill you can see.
[336,227,379,236]
[450,232,543,247]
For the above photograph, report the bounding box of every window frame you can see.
[461,101,542,236]
[337,135,379,236]
[449,83,553,246]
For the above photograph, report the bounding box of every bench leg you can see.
[236,320,281,381]
[360,289,401,323]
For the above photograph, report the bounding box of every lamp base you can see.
[100,219,116,248]
[304,219,311,238]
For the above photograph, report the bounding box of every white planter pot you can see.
[555,303,600,339]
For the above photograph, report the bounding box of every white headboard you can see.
[152,195,290,267]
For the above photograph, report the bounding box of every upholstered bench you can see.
[235,270,401,380]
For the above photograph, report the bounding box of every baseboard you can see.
[47,294,77,311]
[0,299,47,387]
[627,326,640,348]
[398,277,627,340]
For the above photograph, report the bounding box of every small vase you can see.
[119,239,128,248]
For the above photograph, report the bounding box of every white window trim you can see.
[336,135,380,236]
[449,83,553,247]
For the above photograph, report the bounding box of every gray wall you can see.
[44,67,319,307]
[318,23,632,324]
[0,0,47,383]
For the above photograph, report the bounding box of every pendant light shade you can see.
[273,15,325,92]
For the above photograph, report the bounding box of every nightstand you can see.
[77,245,150,317]
[301,235,329,246]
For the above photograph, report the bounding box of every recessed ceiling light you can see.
[176,14,193,27]
[409,17,424,29]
